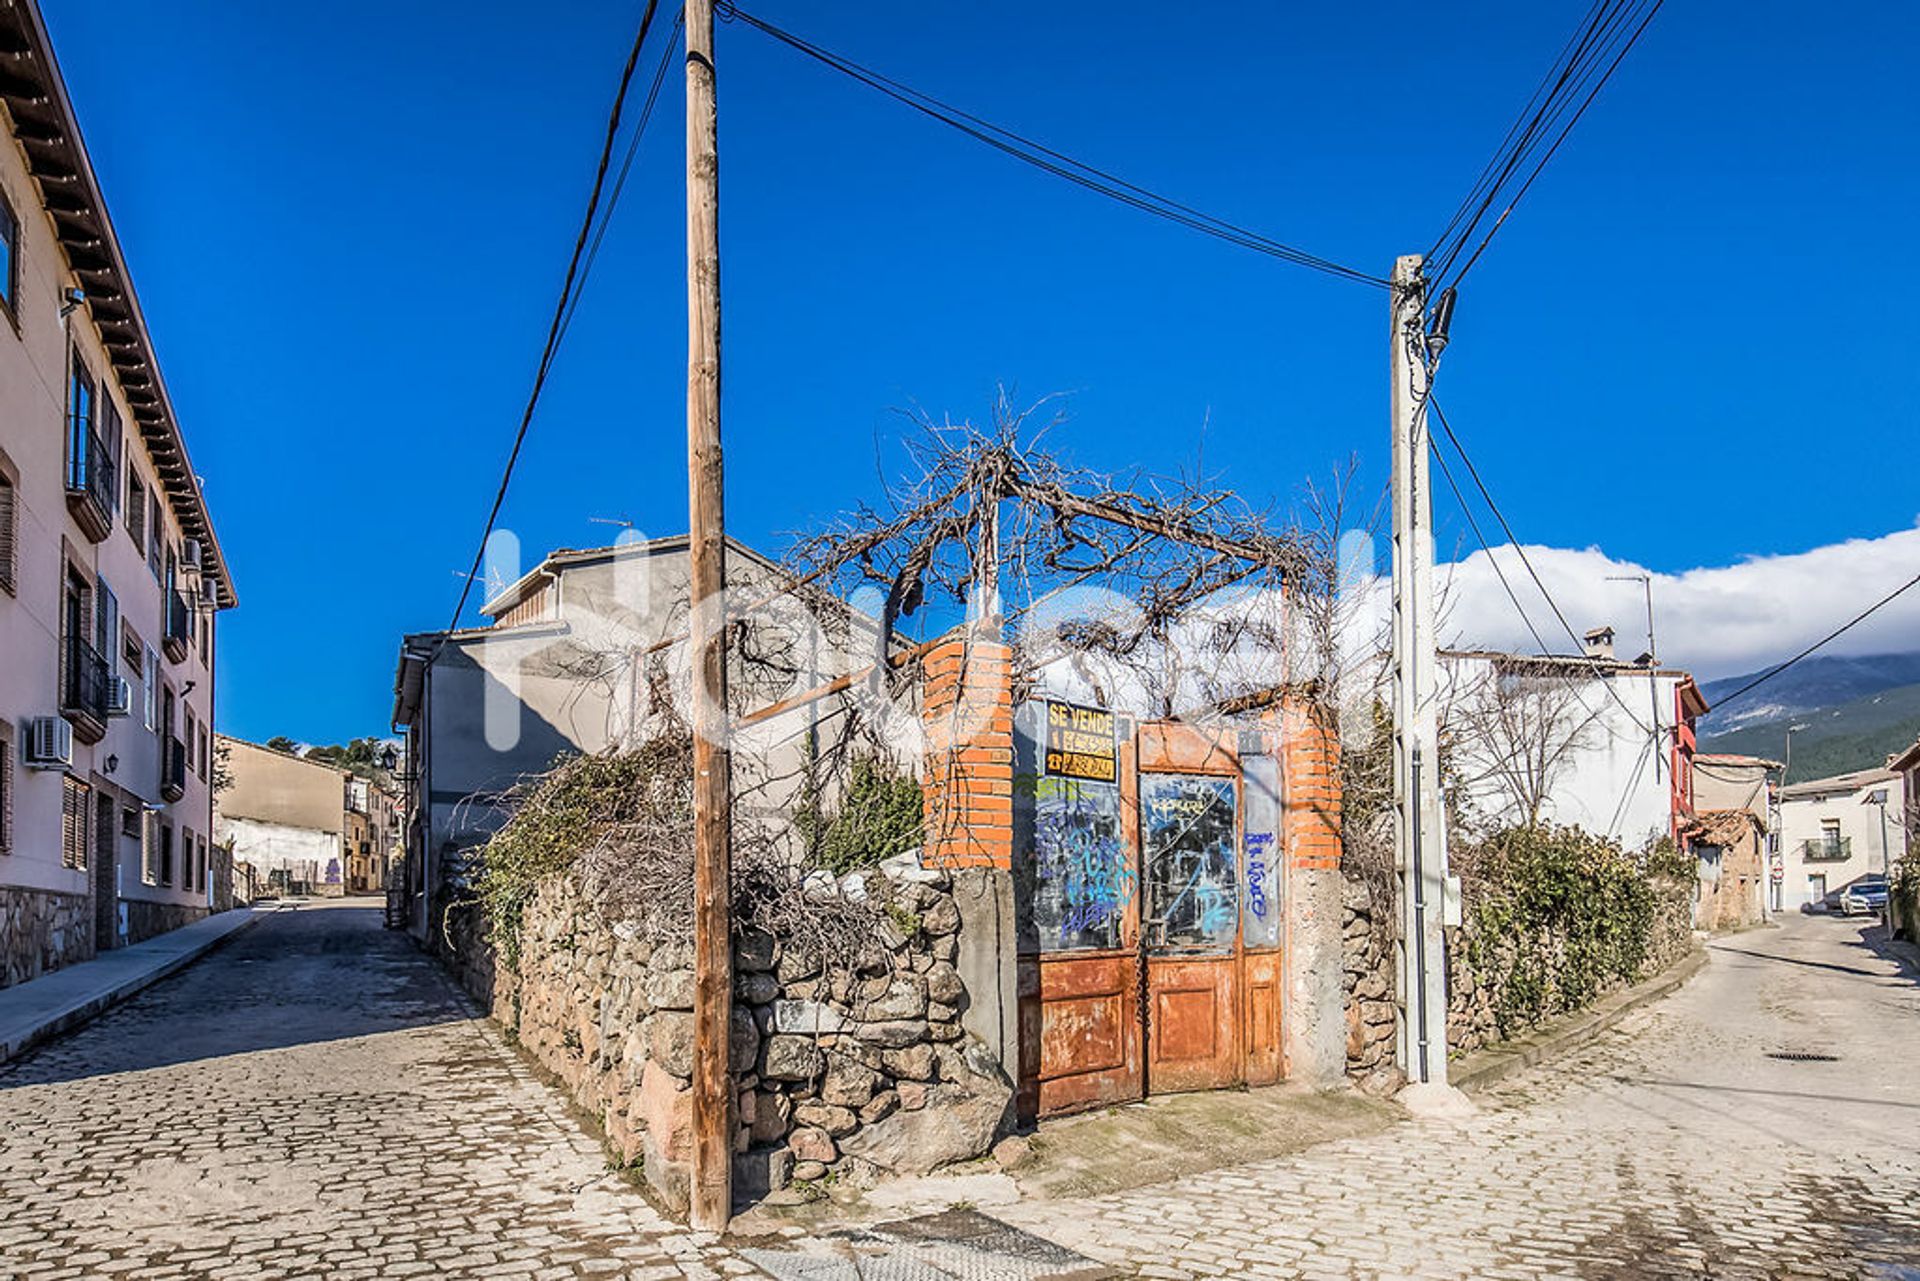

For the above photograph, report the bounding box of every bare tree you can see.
[1444,658,1608,833]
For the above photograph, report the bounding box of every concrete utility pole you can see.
[685,0,733,1232]
[1388,254,1461,1111]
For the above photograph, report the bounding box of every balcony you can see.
[161,736,187,803]
[64,425,116,543]
[61,634,110,744]
[1799,836,1852,863]
[163,588,193,663]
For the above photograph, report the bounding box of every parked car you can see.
[1837,876,1889,917]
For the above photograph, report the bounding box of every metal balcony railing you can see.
[64,426,116,542]
[1799,836,1852,863]
[61,634,111,734]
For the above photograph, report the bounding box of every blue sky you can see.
[41,2,1920,743]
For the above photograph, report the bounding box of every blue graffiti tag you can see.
[1244,831,1274,919]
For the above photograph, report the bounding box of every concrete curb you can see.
[0,905,272,1064]
[1451,947,1710,1094]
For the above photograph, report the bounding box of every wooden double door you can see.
[1017,722,1285,1121]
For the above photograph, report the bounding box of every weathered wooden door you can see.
[1018,711,1286,1118]
[1139,770,1243,1093]
[1016,722,1144,1120]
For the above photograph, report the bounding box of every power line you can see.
[1709,571,1920,714]
[445,0,666,635]
[1428,395,1652,735]
[1427,0,1664,291]
[1427,435,1554,661]
[558,14,685,345]
[726,5,1386,289]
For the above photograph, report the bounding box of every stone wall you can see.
[123,899,209,948]
[1445,874,1694,1057]
[439,852,1014,1216]
[0,886,94,990]
[1340,873,1398,1093]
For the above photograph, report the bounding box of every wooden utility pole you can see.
[1388,253,1457,1107]
[685,0,733,1231]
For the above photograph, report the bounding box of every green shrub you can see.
[800,757,924,876]
[1460,824,1666,1037]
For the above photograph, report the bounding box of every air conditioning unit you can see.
[25,716,74,769]
[181,538,203,571]
[198,579,219,608]
[106,676,134,717]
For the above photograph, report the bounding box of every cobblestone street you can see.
[1002,913,1920,1279]
[0,902,761,1281]
[4,904,1918,1280]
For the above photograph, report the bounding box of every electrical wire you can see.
[445,0,665,634]
[1708,571,1920,715]
[1428,395,1653,735]
[1426,0,1663,292]
[725,5,1386,289]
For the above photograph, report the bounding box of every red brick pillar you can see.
[1281,693,1342,873]
[1278,690,1349,1086]
[920,635,1015,871]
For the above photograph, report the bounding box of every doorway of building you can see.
[1016,712,1285,1121]
[92,789,118,951]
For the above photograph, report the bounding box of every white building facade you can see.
[1777,767,1902,912]
[1439,641,1705,851]
[1,0,235,988]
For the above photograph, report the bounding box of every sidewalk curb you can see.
[1451,947,1709,1094]
[0,906,271,1065]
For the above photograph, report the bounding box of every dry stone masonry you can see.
[443,850,1014,1216]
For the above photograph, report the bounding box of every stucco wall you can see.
[0,82,219,941]
[213,815,342,891]
[1779,774,1902,910]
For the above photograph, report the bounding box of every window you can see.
[197,725,210,782]
[122,621,142,672]
[147,491,162,580]
[0,190,16,319]
[140,810,156,885]
[142,645,159,730]
[0,469,15,596]
[197,836,208,893]
[158,821,173,887]
[101,400,122,516]
[126,470,145,550]
[60,775,90,871]
[0,720,12,855]
[95,575,118,662]
[185,709,197,774]
[67,351,95,484]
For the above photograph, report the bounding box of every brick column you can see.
[1279,691,1349,1086]
[919,635,1015,871]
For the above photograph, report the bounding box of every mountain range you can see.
[1696,652,1920,783]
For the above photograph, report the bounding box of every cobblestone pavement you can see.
[1003,913,1920,1279]
[0,901,771,1281]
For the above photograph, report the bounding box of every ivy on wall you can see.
[1459,824,1687,1038]
[798,756,924,876]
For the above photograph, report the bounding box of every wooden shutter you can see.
[0,474,15,594]
[61,776,90,870]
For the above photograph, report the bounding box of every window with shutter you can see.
[61,775,90,871]
[127,471,145,549]
[147,491,162,580]
[96,576,118,662]
[102,401,123,517]
[0,471,15,595]
[0,721,13,855]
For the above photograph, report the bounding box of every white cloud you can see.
[1421,521,1920,681]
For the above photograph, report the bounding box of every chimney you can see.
[1583,626,1615,661]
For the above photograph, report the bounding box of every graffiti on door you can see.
[1025,774,1132,950]
[1141,774,1238,950]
